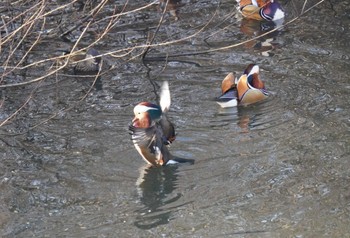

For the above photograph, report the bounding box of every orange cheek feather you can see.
[251,74,265,89]
[132,112,151,128]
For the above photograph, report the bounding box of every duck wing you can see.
[160,116,176,145]
[129,124,172,166]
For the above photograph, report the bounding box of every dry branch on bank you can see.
[0,0,325,132]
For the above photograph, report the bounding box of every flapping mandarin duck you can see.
[129,81,176,167]
[238,0,284,21]
[216,64,268,108]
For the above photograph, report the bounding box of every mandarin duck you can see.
[58,48,101,74]
[158,0,185,21]
[129,81,176,167]
[216,64,268,108]
[73,48,101,74]
[60,48,101,74]
[238,0,284,21]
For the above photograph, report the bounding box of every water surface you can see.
[0,0,349,237]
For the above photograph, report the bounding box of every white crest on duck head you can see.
[247,64,260,76]
[133,102,159,115]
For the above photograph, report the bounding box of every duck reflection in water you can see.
[158,0,185,21]
[237,113,251,133]
[218,104,266,133]
[240,18,284,56]
[237,0,285,56]
[237,107,265,133]
[134,161,193,229]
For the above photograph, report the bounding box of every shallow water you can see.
[0,0,350,237]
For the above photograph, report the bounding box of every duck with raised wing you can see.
[129,81,176,167]
[238,0,284,21]
[216,64,268,108]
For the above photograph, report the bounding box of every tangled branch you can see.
[0,0,326,132]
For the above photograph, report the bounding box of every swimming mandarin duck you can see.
[58,48,101,74]
[216,64,268,108]
[129,81,176,167]
[238,0,285,21]
[73,48,101,74]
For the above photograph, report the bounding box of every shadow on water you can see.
[134,162,193,229]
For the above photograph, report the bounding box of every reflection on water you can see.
[237,113,251,133]
[240,18,284,56]
[1,0,350,237]
[134,164,182,229]
[215,93,274,133]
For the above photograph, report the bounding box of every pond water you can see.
[0,0,349,237]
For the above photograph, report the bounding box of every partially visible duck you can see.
[158,0,185,21]
[216,64,268,108]
[57,48,101,74]
[73,48,101,74]
[238,0,285,21]
[129,81,176,166]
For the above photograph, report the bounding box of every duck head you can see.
[237,64,268,105]
[132,102,162,128]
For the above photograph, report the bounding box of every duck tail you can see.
[160,81,171,113]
